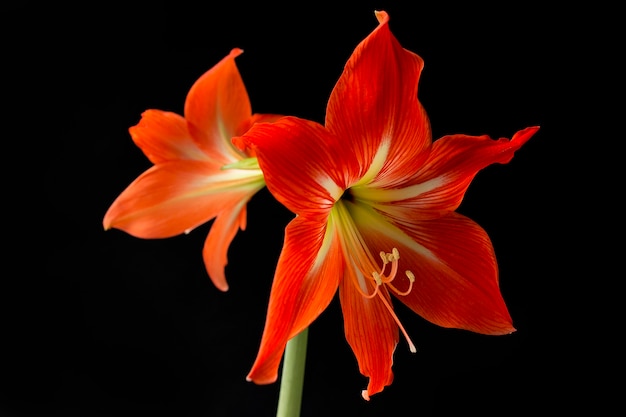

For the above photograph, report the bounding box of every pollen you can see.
[372,272,383,286]
[406,270,415,282]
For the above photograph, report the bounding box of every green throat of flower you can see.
[221,156,261,170]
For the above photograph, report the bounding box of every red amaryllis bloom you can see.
[234,11,539,399]
[103,48,282,291]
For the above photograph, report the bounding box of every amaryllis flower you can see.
[234,11,539,399]
[103,48,282,291]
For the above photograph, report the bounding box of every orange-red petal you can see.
[365,126,540,220]
[184,48,251,164]
[360,210,515,335]
[128,109,210,164]
[102,160,263,238]
[234,117,354,218]
[326,10,431,185]
[246,216,342,384]
[338,275,397,400]
[202,199,249,292]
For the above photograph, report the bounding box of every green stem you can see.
[276,328,309,417]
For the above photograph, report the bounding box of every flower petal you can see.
[128,109,210,164]
[184,48,251,164]
[326,10,431,185]
[102,160,264,238]
[354,205,514,335]
[234,117,356,218]
[338,276,397,400]
[202,199,248,292]
[359,126,540,220]
[236,113,286,138]
[246,216,342,384]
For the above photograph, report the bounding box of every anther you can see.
[389,269,415,297]
[379,251,388,265]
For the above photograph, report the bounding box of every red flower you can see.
[103,49,282,291]
[234,11,539,399]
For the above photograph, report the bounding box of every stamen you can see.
[375,290,417,353]
[373,249,398,286]
[346,264,380,299]
[369,248,417,351]
[388,270,415,296]
[386,250,399,283]
[378,251,388,276]
[379,251,388,264]
[332,202,417,353]
[406,270,415,282]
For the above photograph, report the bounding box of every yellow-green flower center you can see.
[221,156,261,170]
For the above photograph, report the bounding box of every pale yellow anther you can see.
[372,272,383,286]
[405,270,415,283]
[379,251,388,265]
[392,247,399,259]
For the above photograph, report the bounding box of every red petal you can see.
[364,211,515,335]
[234,117,356,218]
[202,199,248,292]
[326,10,431,184]
[368,126,540,220]
[129,109,209,164]
[102,160,263,238]
[184,48,251,164]
[236,113,285,137]
[339,277,397,400]
[247,216,342,384]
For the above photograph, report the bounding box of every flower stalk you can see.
[276,328,308,417]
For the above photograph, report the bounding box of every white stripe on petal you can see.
[317,175,344,202]
[352,176,445,203]
[354,137,391,187]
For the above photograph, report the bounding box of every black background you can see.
[5,1,608,416]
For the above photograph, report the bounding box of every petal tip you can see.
[374,10,389,24]
[361,390,371,401]
[512,125,540,144]
[246,372,278,385]
[230,47,244,58]
[102,213,114,231]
